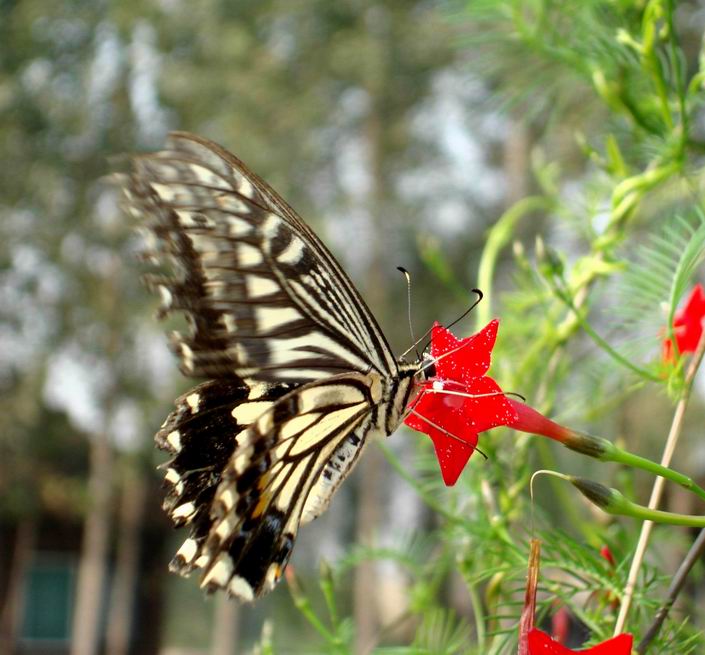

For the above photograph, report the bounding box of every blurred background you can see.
[2,1,705,654]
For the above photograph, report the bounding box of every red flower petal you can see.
[405,383,465,434]
[406,382,479,485]
[428,428,477,486]
[462,376,518,433]
[431,319,498,380]
[600,546,615,568]
[527,629,633,654]
[663,284,705,359]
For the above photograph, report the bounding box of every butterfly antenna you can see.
[445,288,484,332]
[397,267,421,360]
[420,289,485,354]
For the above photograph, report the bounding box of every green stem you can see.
[319,561,339,629]
[573,478,705,528]
[553,286,661,382]
[476,196,552,328]
[535,438,591,535]
[290,586,337,642]
[379,441,459,523]
[600,441,705,505]
[621,500,705,527]
[467,582,486,648]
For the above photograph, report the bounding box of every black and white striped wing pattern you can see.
[122,133,416,600]
[156,373,378,599]
[125,132,397,384]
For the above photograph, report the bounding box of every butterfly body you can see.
[122,132,420,600]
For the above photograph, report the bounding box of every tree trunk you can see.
[211,595,240,655]
[503,120,531,207]
[70,433,114,655]
[0,518,37,655]
[106,465,147,655]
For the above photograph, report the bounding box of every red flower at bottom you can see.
[527,629,632,654]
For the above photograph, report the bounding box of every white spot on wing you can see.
[158,285,173,309]
[202,554,233,587]
[246,275,280,299]
[238,242,263,267]
[189,163,227,187]
[231,401,272,424]
[150,182,175,201]
[228,216,251,236]
[217,195,250,214]
[261,214,281,239]
[278,239,304,265]
[215,515,236,541]
[255,306,302,330]
[165,468,184,495]
[218,487,236,511]
[233,451,251,474]
[228,575,254,601]
[247,384,271,400]
[186,393,200,412]
[222,314,238,333]
[167,430,182,451]
[175,538,198,564]
[175,209,198,227]
[265,564,281,591]
[238,176,254,199]
[172,502,196,520]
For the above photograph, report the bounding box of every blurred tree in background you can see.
[1,1,705,654]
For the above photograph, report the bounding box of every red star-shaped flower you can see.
[404,320,518,485]
[663,283,705,361]
[527,629,632,654]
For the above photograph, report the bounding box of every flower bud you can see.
[570,477,617,511]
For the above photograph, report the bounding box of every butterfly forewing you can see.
[126,132,396,383]
[122,132,417,600]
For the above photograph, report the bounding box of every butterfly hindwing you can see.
[156,378,295,576]
[195,372,378,599]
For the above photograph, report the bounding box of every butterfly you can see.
[122,132,423,601]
